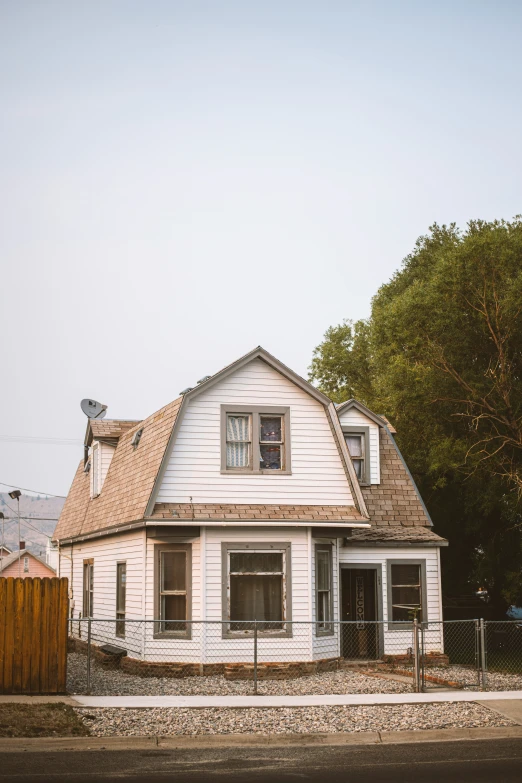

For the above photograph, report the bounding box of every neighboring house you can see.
[0,545,12,558]
[46,539,59,571]
[54,347,446,666]
[0,549,57,578]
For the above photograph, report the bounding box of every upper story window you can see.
[342,426,370,485]
[221,406,291,474]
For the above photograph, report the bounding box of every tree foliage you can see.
[310,218,522,609]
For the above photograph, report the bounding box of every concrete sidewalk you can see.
[71,690,522,708]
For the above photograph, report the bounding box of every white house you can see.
[54,347,446,670]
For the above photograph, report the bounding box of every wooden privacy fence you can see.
[0,577,69,694]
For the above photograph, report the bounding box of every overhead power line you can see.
[0,435,82,446]
[0,481,66,498]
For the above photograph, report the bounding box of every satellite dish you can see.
[81,399,108,419]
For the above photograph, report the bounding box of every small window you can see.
[390,563,422,622]
[315,545,333,634]
[116,563,126,638]
[83,560,94,617]
[226,414,251,469]
[227,548,288,633]
[345,433,365,480]
[154,544,192,636]
[23,556,29,573]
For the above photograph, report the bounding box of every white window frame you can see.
[153,543,192,639]
[83,559,94,617]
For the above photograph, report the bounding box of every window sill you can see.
[153,631,193,640]
[222,630,293,640]
[221,470,292,476]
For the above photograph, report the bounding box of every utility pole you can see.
[0,512,4,572]
[8,490,22,577]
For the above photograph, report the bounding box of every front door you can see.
[341,568,379,659]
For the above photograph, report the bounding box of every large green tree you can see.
[310,218,522,611]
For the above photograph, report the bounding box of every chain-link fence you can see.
[67,618,522,696]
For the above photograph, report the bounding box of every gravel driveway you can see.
[75,703,515,737]
[67,653,411,696]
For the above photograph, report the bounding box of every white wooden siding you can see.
[69,531,146,657]
[157,358,354,505]
[100,442,116,490]
[337,408,380,484]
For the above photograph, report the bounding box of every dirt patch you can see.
[0,704,91,738]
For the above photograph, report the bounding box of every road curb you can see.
[1,725,522,752]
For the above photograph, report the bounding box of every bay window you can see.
[154,544,192,637]
[222,543,292,636]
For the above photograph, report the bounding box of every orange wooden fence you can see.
[0,577,69,694]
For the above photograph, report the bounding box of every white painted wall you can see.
[337,407,380,484]
[68,530,146,657]
[157,358,354,505]
[100,442,116,489]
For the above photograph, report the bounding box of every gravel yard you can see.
[67,653,411,696]
[76,703,515,737]
[402,664,522,691]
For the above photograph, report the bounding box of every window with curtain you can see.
[315,546,333,633]
[390,563,422,621]
[160,550,188,632]
[116,562,126,638]
[344,433,365,480]
[229,551,285,631]
[226,414,251,469]
[259,415,284,470]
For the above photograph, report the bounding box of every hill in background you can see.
[0,493,64,558]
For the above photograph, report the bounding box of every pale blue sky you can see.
[1,0,521,497]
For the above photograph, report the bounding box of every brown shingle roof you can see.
[344,526,446,545]
[361,428,431,527]
[54,398,182,542]
[150,503,365,522]
[89,419,141,440]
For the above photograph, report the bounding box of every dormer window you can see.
[221,405,291,474]
[342,426,370,485]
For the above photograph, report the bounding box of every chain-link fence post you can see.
[420,622,425,692]
[480,618,488,690]
[413,618,420,692]
[86,618,92,695]
[253,619,258,695]
[474,619,481,689]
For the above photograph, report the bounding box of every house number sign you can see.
[356,576,365,629]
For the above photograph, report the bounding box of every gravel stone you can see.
[67,653,411,696]
[402,664,522,692]
[75,703,515,737]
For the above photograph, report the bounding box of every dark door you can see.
[341,568,379,659]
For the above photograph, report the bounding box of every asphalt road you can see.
[2,738,522,783]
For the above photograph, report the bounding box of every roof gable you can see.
[0,549,55,573]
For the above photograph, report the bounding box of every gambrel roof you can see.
[54,347,438,544]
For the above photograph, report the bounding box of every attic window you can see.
[342,425,371,485]
[131,429,143,449]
